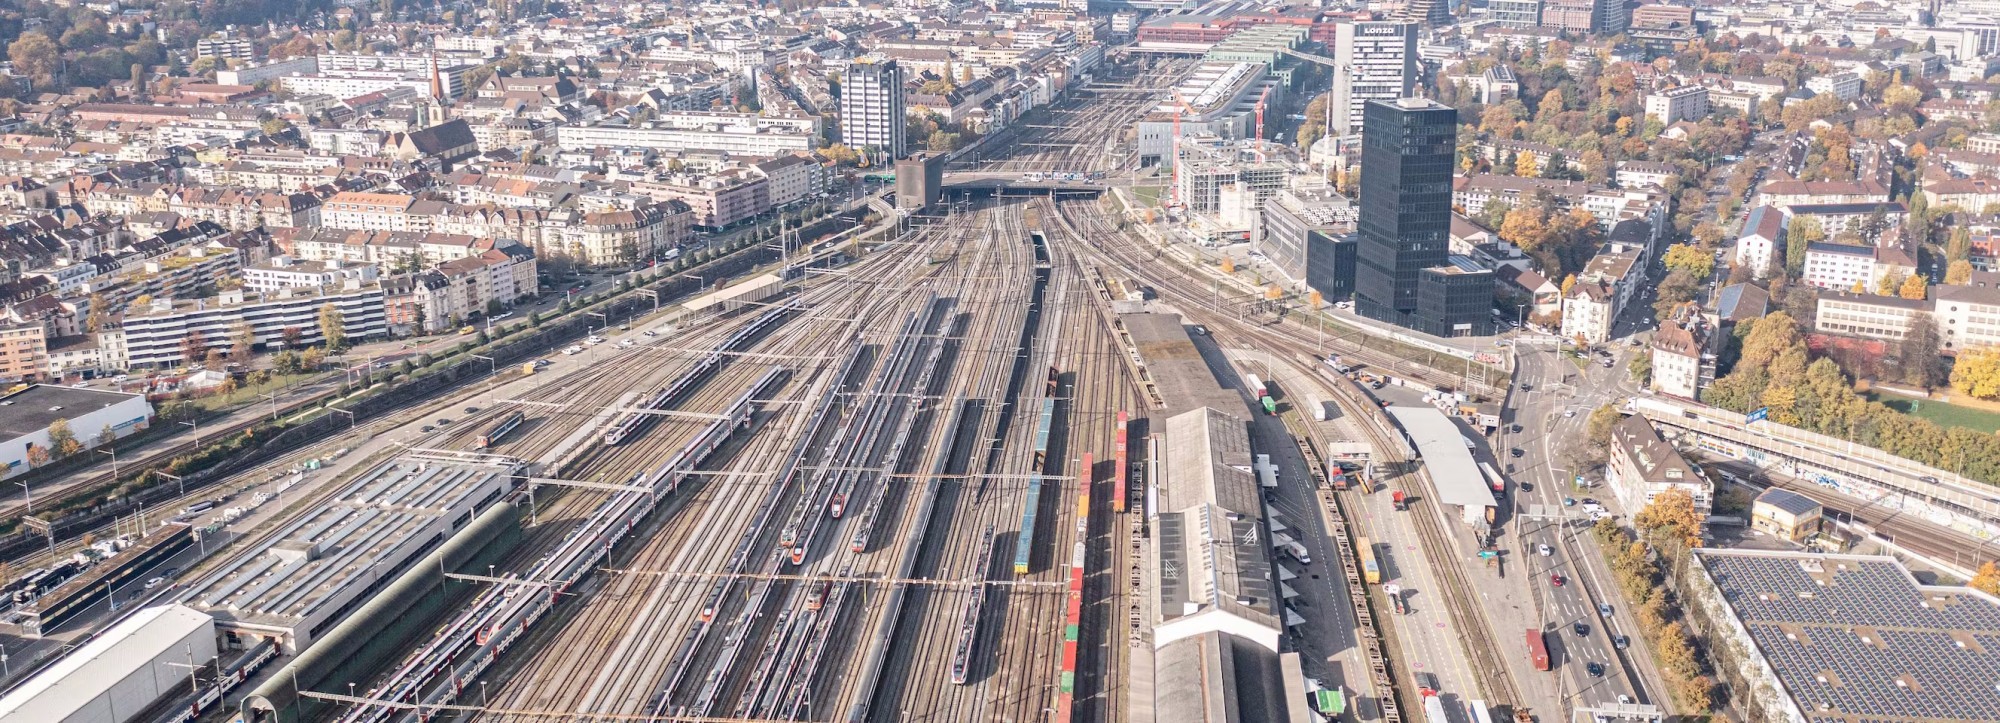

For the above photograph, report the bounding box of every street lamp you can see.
[14,481,28,514]
[178,419,199,446]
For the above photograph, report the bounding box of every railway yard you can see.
[226,195,1144,723]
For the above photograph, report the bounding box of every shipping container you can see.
[1526,628,1550,671]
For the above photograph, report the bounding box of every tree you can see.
[98,424,115,448]
[319,304,347,350]
[1513,151,1539,177]
[1586,403,1624,446]
[1900,273,1929,300]
[1876,269,1905,296]
[1948,226,1974,262]
[1900,313,1947,388]
[1629,350,1653,386]
[1635,487,1704,549]
[1663,243,1716,279]
[301,346,326,371]
[1654,269,1700,324]
[1948,260,1976,285]
[8,33,59,89]
[1973,562,2000,596]
[25,443,49,468]
[1787,217,1824,273]
[1953,349,2000,400]
[48,418,80,457]
[204,348,226,370]
[181,330,208,366]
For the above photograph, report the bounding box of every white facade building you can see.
[1332,21,1419,138]
[120,287,389,367]
[1645,85,1710,125]
[840,59,907,162]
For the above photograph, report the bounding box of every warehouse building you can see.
[179,458,514,653]
[0,604,218,723]
[1132,406,1310,723]
[0,385,154,479]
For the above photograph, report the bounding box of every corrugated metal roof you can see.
[0,604,216,722]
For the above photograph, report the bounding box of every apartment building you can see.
[321,192,418,232]
[1806,72,1863,101]
[243,256,382,293]
[639,173,770,229]
[1606,415,1712,524]
[752,154,828,207]
[1645,85,1710,125]
[1736,205,1786,278]
[1560,243,1644,344]
[0,324,46,382]
[555,122,815,158]
[1800,242,1879,291]
[1650,313,1712,400]
[119,286,388,367]
[543,201,694,267]
[840,60,907,162]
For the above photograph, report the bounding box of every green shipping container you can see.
[1065,624,1079,641]
[1059,672,1075,694]
[1315,689,1345,715]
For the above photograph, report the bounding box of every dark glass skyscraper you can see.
[1353,98,1457,329]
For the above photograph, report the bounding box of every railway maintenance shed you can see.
[1385,405,1496,527]
[0,603,217,723]
[179,458,515,653]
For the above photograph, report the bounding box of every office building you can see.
[841,60,907,163]
[1331,22,1419,138]
[1397,0,1452,27]
[1415,258,1496,337]
[1595,0,1630,34]
[1353,99,1465,335]
[1489,0,1542,27]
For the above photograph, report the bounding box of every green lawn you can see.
[1867,393,2000,434]
[1131,185,1165,207]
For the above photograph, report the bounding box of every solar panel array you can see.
[1704,553,2000,722]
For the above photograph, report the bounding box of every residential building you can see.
[1542,0,1597,33]
[1750,489,1823,542]
[1650,312,1713,400]
[1562,279,1617,344]
[1615,161,1678,190]
[840,60,907,162]
[1478,66,1519,104]
[1736,205,1787,279]
[118,286,389,367]
[321,192,417,232]
[1806,72,1863,101]
[1331,22,1419,138]
[1801,243,1881,291]
[752,154,827,207]
[1354,99,1486,336]
[640,173,769,230]
[1784,202,1906,239]
[0,324,46,382]
[1606,415,1712,524]
[544,201,694,266]
[243,256,382,293]
[1645,85,1710,125]
[555,121,816,158]
[1631,4,1695,28]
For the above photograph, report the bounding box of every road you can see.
[1498,346,1662,712]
